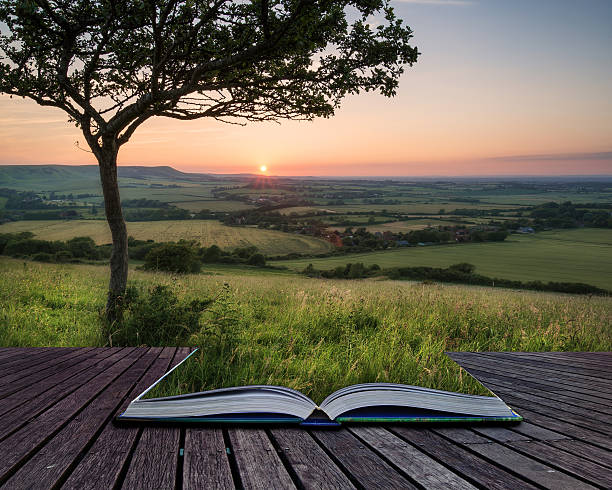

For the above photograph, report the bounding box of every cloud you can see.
[489,151,612,162]
[392,0,473,5]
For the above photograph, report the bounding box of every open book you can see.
[117,350,522,426]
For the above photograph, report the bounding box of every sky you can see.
[1,0,611,176]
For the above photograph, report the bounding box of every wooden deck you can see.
[0,349,610,489]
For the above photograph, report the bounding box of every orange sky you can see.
[1,1,611,176]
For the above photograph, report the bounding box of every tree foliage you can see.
[1,0,418,149]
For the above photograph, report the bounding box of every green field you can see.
[1,258,610,402]
[274,229,612,289]
[0,219,334,256]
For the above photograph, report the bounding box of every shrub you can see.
[448,263,476,274]
[107,285,213,346]
[247,253,266,266]
[143,243,201,273]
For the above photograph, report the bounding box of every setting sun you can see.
[259,165,267,172]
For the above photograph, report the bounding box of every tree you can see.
[0,0,418,320]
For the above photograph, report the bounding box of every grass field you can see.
[274,229,612,289]
[0,219,334,256]
[1,258,610,402]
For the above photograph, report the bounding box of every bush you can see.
[31,252,54,262]
[143,243,201,273]
[448,263,476,274]
[247,253,266,266]
[107,285,213,346]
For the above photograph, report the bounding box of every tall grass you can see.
[1,258,610,402]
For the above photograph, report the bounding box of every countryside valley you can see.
[1,164,611,395]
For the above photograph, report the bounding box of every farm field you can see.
[274,229,612,289]
[328,218,465,233]
[0,219,334,256]
[1,258,610,401]
[169,199,255,212]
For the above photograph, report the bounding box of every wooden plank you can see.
[487,352,612,378]
[500,407,612,451]
[0,347,96,389]
[390,427,538,490]
[350,426,476,489]
[61,347,178,490]
[450,355,612,401]
[0,348,37,363]
[0,348,69,376]
[463,441,597,489]
[508,440,612,488]
[507,422,570,442]
[496,392,612,437]
[484,382,612,426]
[270,428,356,490]
[0,347,134,441]
[467,353,612,392]
[528,352,612,369]
[311,429,417,489]
[183,429,235,490]
[0,347,107,405]
[0,347,147,483]
[549,440,612,469]
[0,348,115,416]
[120,347,192,489]
[470,427,531,443]
[1,348,162,490]
[228,428,297,489]
[121,427,180,490]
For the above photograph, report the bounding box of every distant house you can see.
[455,229,470,242]
[516,227,535,234]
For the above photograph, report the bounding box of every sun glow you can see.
[259,165,267,172]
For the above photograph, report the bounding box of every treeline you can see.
[0,232,109,262]
[301,262,609,296]
[0,232,268,272]
[528,201,612,228]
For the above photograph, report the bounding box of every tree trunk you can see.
[97,143,128,323]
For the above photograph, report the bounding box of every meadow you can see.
[275,228,612,289]
[1,258,610,403]
[0,219,333,256]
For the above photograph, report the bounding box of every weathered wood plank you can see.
[120,347,192,489]
[61,347,178,490]
[312,428,417,489]
[0,348,74,378]
[0,347,134,441]
[465,353,612,392]
[482,352,612,379]
[121,426,181,490]
[350,426,476,489]
[1,348,162,489]
[508,422,570,442]
[507,440,612,488]
[183,429,235,490]
[391,427,538,490]
[228,428,297,489]
[0,347,147,483]
[0,348,113,415]
[270,428,356,490]
[450,356,612,401]
[0,347,97,389]
[509,407,612,451]
[463,441,597,489]
[549,440,612,469]
[484,382,612,426]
